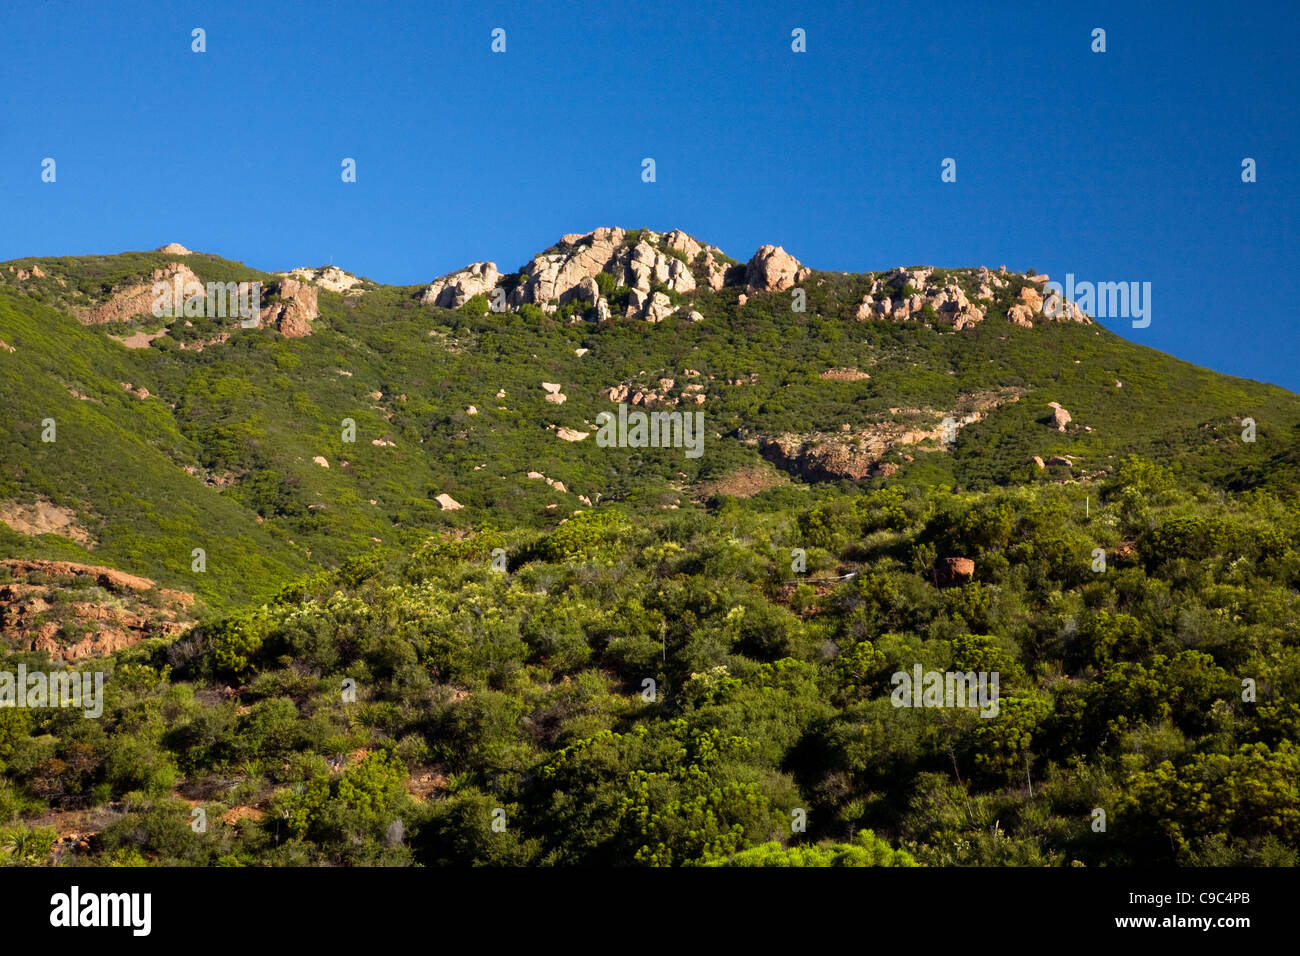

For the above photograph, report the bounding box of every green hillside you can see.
[0,234,1296,867]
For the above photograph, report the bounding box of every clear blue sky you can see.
[3,0,1297,388]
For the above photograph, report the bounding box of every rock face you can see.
[79,262,203,325]
[420,262,500,309]
[156,243,192,255]
[0,559,194,661]
[417,227,737,322]
[760,434,880,481]
[260,278,320,337]
[506,229,699,320]
[936,557,975,586]
[759,390,1021,483]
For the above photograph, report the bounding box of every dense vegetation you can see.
[0,242,1296,866]
[1,458,1297,866]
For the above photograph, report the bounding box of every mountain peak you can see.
[416,228,1090,330]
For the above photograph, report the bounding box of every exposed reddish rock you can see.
[260,278,319,337]
[936,557,975,586]
[0,559,195,661]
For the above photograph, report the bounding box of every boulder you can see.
[745,244,802,293]
[1019,285,1044,312]
[663,229,702,260]
[936,557,975,586]
[1047,402,1072,431]
[434,494,463,511]
[1007,304,1035,328]
[644,291,677,323]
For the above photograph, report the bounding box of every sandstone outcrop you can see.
[79,262,203,325]
[0,559,194,661]
[420,262,499,308]
[419,228,733,322]
[259,278,319,337]
[745,245,805,293]
[286,265,363,294]
[759,391,1021,482]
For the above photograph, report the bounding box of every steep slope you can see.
[0,290,309,609]
[1,231,1297,612]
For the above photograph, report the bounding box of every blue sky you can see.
[2,0,1297,387]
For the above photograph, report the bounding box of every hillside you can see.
[2,229,1296,611]
[0,231,1297,868]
